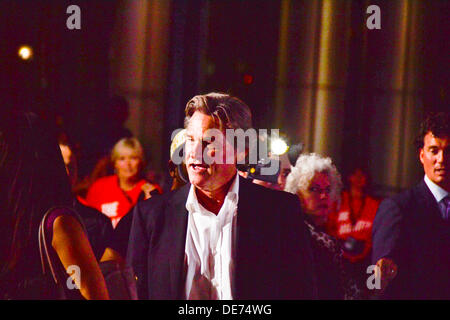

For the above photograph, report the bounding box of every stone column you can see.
[274,0,351,166]
[109,0,172,171]
[366,0,424,193]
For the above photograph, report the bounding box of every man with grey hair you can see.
[127,92,316,299]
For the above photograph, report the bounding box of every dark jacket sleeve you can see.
[127,201,150,299]
[371,197,404,265]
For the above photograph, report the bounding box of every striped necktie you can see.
[442,196,450,220]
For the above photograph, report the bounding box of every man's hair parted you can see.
[414,112,450,151]
[184,92,253,131]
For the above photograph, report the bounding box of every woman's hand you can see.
[141,183,156,200]
[375,257,398,292]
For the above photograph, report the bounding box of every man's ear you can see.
[419,148,425,165]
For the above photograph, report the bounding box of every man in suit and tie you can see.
[127,92,316,300]
[372,112,449,299]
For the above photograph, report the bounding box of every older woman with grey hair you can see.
[285,153,342,227]
[285,153,360,299]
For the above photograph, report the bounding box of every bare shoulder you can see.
[53,214,82,230]
[52,214,85,242]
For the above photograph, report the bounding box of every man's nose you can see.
[319,191,329,199]
[188,140,204,161]
[320,191,328,199]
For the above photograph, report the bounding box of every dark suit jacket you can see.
[114,189,162,258]
[127,176,317,299]
[372,180,450,299]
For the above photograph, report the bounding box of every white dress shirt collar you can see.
[185,173,239,215]
[424,174,449,203]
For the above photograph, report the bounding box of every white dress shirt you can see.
[184,174,239,300]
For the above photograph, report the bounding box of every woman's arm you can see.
[52,215,110,300]
[141,183,163,200]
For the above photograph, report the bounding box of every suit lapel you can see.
[166,184,190,299]
[415,180,443,223]
[234,177,259,299]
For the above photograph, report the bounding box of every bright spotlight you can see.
[18,45,33,60]
[271,138,289,155]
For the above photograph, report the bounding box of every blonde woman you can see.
[86,138,162,229]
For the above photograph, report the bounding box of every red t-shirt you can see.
[85,175,147,228]
[327,191,380,263]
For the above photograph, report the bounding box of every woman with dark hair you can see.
[325,167,380,299]
[0,111,109,299]
[57,130,122,263]
[327,167,380,264]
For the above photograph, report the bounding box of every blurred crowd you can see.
[0,94,448,300]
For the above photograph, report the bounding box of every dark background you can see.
[1,0,448,194]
